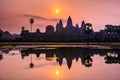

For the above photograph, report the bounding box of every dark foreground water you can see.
[0,45,120,80]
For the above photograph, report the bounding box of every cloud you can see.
[23,14,66,22]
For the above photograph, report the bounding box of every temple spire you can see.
[76,23,79,28]
[56,19,63,33]
[81,20,86,29]
[59,19,63,27]
[66,16,73,28]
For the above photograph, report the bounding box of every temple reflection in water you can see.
[19,48,120,69]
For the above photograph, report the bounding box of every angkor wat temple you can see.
[21,16,120,42]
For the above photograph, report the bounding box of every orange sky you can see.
[0,0,120,34]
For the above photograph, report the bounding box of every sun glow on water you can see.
[55,70,60,76]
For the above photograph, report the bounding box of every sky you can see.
[0,0,120,34]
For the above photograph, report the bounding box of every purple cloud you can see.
[23,14,66,22]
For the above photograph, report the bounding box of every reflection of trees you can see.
[29,54,34,68]
[83,56,93,67]
[30,62,34,68]
[105,53,120,64]
[21,48,35,68]
[46,51,54,61]
[21,48,41,59]
[20,48,120,69]
[2,49,11,54]
[0,54,3,61]
[80,49,93,67]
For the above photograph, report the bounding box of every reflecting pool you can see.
[0,46,120,80]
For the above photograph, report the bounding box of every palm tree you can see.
[29,18,34,32]
[84,23,93,45]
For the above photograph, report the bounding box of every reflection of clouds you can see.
[23,59,67,69]
[9,50,20,55]
[23,62,57,69]
[35,57,45,60]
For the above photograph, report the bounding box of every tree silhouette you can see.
[0,29,2,38]
[105,25,120,41]
[84,23,93,44]
[105,25,120,34]
[30,18,34,32]
[105,25,113,34]
[0,33,2,37]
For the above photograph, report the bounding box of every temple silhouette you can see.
[0,16,120,41]
[21,16,120,42]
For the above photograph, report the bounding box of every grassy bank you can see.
[0,42,120,46]
[99,42,120,48]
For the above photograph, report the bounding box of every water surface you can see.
[0,45,120,80]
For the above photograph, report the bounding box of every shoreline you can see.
[0,42,120,49]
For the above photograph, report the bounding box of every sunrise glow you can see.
[55,9,60,14]
[0,0,120,34]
